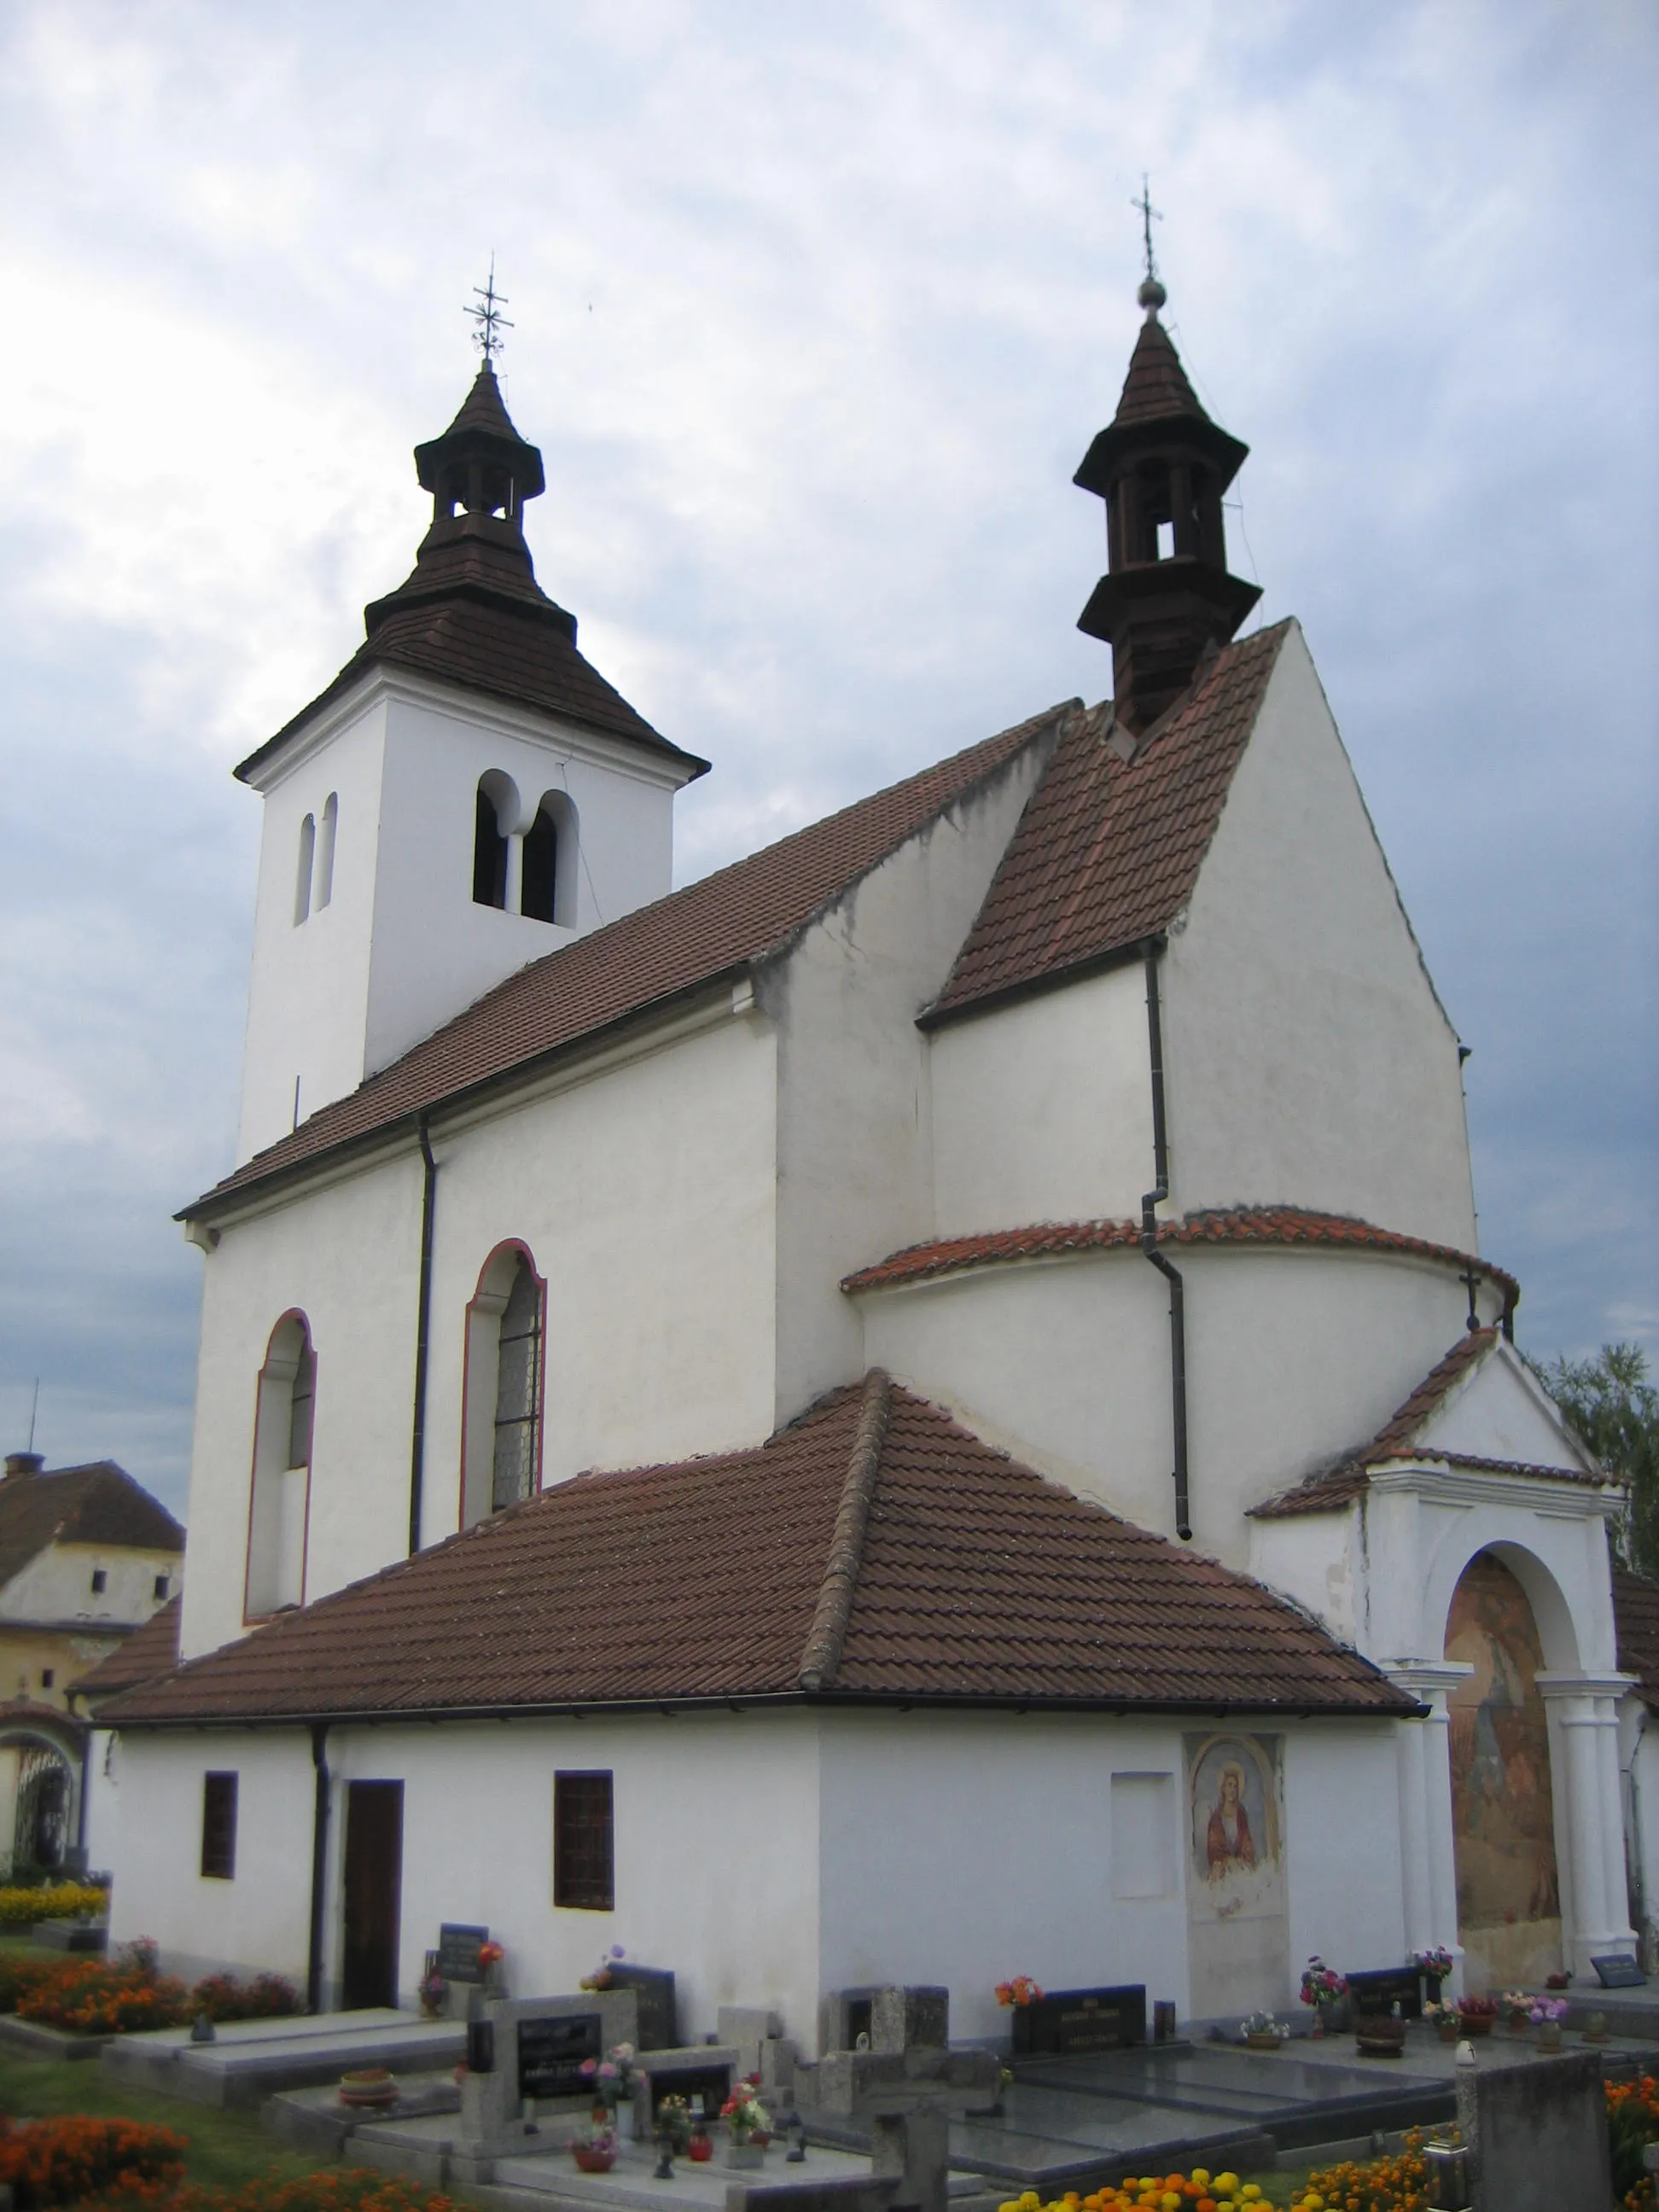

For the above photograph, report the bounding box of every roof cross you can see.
[1459,1260,1482,1332]
[1132,174,1163,288]
[468,257,514,365]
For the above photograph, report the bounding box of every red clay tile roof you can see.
[0,1464,184,1592]
[841,1208,1520,1307]
[189,703,1072,1218]
[926,626,1288,1022]
[1250,1331,1606,1518]
[1110,313,1211,430]
[71,1598,183,1707]
[1614,1568,1659,1710]
[102,1377,1411,1725]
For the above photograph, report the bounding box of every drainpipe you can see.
[408,1116,439,1557]
[1140,940,1191,1541]
[306,1723,331,2014]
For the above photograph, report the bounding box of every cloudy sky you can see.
[0,0,1654,1518]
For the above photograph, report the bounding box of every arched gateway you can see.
[1445,1551,1563,1988]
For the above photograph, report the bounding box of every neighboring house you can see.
[96,286,1631,2030]
[0,1452,183,1874]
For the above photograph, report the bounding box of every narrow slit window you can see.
[315,793,338,909]
[154,1574,170,1602]
[201,1772,238,1879]
[1155,518,1174,561]
[294,813,316,925]
[492,1258,542,1511]
[90,1569,107,1594]
[554,1771,614,1910]
[473,787,508,909]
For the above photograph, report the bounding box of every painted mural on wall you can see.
[1445,1552,1561,1947]
[1185,1732,1288,2017]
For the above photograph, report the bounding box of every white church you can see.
[90,274,1655,2041]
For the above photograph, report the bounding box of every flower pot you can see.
[1244,2033,1281,2052]
[1457,2011,1493,2039]
[1436,2019,1459,2044]
[572,2145,616,2174]
[1583,2012,1610,2045]
[725,2140,764,2170]
[1354,2017,1407,2058]
[339,2069,399,2110]
[688,2136,713,2164]
[1537,2021,1563,2052]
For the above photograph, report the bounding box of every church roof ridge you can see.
[99,1376,1413,1727]
[841,1206,1519,1307]
[186,699,1077,1221]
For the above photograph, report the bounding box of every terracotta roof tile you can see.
[103,1379,1410,1726]
[1110,314,1210,429]
[0,1464,184,1592]
[189,703,1071,1217]
[71,1597,182,1706]
[1615,1567,1659,1710]
[841,1208,1520,1307]
[1250,1332,1605,1518]
[927,625,1289,1021]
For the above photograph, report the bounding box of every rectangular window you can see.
[39,1669,53,1691]
[554,1771,614,1911]
[201,1772,238,1879]
[154,1575,170,1601]
[90,1569,107,1594]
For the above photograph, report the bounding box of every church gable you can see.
[1412,1340,1598,1476]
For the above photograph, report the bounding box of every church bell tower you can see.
[1074,264,1261,732]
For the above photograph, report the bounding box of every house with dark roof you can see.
[0,1451,183,1874]
[92,276,1634,2030]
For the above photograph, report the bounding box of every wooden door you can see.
[341,1780,404,2011]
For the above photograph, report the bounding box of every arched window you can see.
[315,794,338,910]
[521,790,579,927]
[294,814,316,926]
[473,771,522,911]
[245,1314,315,1618]
[461,1245,545,1528]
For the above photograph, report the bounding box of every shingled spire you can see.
[1074,282,1261,732]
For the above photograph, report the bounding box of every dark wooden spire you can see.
[1073,300,1260,732]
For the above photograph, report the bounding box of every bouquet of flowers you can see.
[654,2094,692,2152]
[1299,1956,1347,2008]
[580,1945,627,1992]
[720,2076,770,2142]
[1240,2011,1286,2041]
[1528,1997,1568,2024]
[1412,1947,1454,1981]
[994,1976,1043,2007]
[581,2041,642,2113]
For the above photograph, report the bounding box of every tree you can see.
[1538,1343,1659,1580]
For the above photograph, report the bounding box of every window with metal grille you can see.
[288,1341,315,1470]
[201,1772,238,1879]
[554,1771,613,1911]
[492,1258,542,1511]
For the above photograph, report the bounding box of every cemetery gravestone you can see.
[437,1924,489,1983]
[1010,1986,1146,2056]
[1592,1953,1645,1988]
[808,1986,1001,2212]
[1347,1966,1424,2019]
[606,1961,678,2050]
[453,1987,639,2182]
[1455,2046,1610,2210]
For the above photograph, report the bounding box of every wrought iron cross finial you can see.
[1459,1261,1482,1332]
[468,257,514,365]
[1132,175,1163,287]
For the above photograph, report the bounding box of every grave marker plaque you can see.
[516,2010,603,2100]
[1593,1953,1645,1988]
[1010,1985,1146,2056]
[438,1924,489,1983]
[605,1962,678,2051]
[1347,1965,1425,2019]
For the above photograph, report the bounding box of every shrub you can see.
[16,1956,189,2035]
[0,1883,109,1925]
[84,2174,456,2212]
[0,1954,61,2015]
[189,1973,303,2024]
[0,2117,186,2209]
[1609,2074,1659,2209]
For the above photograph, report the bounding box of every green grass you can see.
[0,2050,334,2189]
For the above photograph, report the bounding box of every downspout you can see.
[306,1722,331,2014]
[1140,940,1191,1541]
[408,1116,438,1557]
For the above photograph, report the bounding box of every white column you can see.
[504,830,526,917]
[1540,1673,1638,1976]
[1386,1664,1468,1988]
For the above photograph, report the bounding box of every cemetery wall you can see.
[854,1242,1474,1568]
[1162,624,1479,1253]
[767,725,1053,1429]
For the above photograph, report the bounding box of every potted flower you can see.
[654,2095,691,2154]
[476,1940,504,1994]
[1412,1946,1454,2005]
[1456,1994,1498,2039]
[580,2042,643,2136]
[580,1944,627,1993]
[1240,2011,1285,2052]
[1299,1956,1348,2036]
[1354,2003,1407,2058]
[417,1960,446,2021]
[1501,1988,1532,2034]
[720,2077,770,2168]
[1423,2000,1459,2046]
[1530,1995,1568,2052]
[569,2120,618,2174]
[996,1976,1044,2057]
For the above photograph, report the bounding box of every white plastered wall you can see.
[419,1005,778,1535]
[928,962,1152,1237]
[1164,622,1478,1250]
[768,734,1057,1425]
[180,1150,425,1660]
[0,1544,179,1629]
[856,1243,1478,1563]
